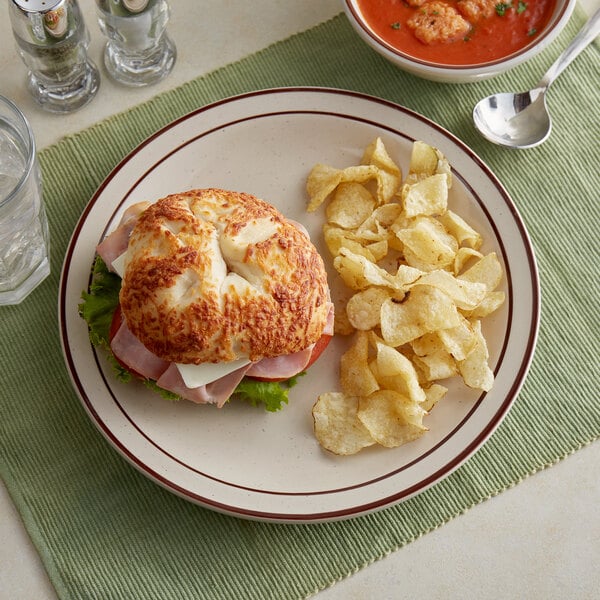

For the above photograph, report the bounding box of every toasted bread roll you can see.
[120,189,330,364]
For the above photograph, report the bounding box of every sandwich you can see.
[79,188,334,411]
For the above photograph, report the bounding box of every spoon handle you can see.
[540,8,600,89]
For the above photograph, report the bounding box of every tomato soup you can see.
[355,0,557,65]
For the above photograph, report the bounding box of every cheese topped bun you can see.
[119,189,330,365]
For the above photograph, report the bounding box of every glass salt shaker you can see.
[95,0,177,87]
[8,0,100,113]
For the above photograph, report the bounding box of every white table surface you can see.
[1,1,599,599]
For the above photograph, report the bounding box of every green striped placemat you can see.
[1,7,599,599]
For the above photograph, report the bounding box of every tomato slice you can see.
[108,303,123,342]
[303,333,333,371]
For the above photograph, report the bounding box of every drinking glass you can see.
[0,96,50,305]
[9,0,100,114]
[95,0,177,87]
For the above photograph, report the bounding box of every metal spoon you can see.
[473,8,600,149]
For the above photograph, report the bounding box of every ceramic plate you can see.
[59,88,539,522]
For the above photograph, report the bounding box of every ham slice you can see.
[324,301,335,336]
[110,319,170,381]
[110,317,251,407]
[287,218,310,238]
[110,315,315,404]
[245,345,313,379]
[157,363,251,407]
[245,302,334,379]
[96,201,150,271]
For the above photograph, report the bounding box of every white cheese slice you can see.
[176,357,250,389]
[111,251,128,279]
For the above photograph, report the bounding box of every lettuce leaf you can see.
[79,256,301,411]
[143,379,181,401]
[79,256,121,348]
[233,372,304,412]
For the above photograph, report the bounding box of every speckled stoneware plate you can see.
[59,88,540,523]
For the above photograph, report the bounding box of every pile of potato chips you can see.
[306,138,505,455]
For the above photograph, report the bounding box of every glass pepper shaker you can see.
[8,0,100,113]
[95,0,177,87]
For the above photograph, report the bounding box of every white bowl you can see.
[343,0,576,83]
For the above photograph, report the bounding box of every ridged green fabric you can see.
[2,7,599,599]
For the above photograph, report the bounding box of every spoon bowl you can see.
[473,9,600,149]
[474,88,551,149]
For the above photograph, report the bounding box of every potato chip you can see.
[465,290,506,318]
[458,253,505,317]
[401,173,448,218]
[374,169,401,204]
[439,210,482,250]
[380,285,462,346]
[341,164,379,184]
[408,140,439,178]
[361,137,402,203]
[458,252,503,291]
[457,320,494,391]
[323,225,377,262]
[436,314,477,361]
[322,224,351,257]
[413,349,458,381]
[453,247,484,275]
[333,248,397,290]
[312,393,376,455]
[306,163,342,212]
[374,343,426,404]
[410,332,441,357]
[351,226,387,245]
[366,239,389,261]
[340,331,379,397]
[366,329,386,349]
[416,269,487,311]
[355,204,404,242]
[421,383,448,412]
[395,216,458,271]
[406,141,452,188]
[358,390,427,448]
[334,307,355,336]
[362,137,402,176]
[326,182,376,229]
[346,287,393,330]
[393,264,424,290]
[435,151,452,188]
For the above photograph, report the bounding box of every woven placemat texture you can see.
[1,7,599,600]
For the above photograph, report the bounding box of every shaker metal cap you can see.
[12,0,63,13]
